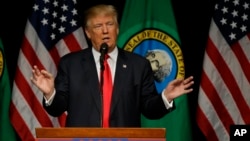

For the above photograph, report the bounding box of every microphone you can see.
[100,43,108,71]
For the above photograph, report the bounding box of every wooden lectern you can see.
[35,127,166,141]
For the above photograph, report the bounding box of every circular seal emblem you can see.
[123,29,185,92]
[0,49,4,78]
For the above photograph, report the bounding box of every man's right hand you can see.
[31,65,55,99]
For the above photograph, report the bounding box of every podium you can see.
[35,127,166,141]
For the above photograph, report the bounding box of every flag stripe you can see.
[198,21,249,138]
[10,1,87,140]
[49,46,61,68]
[200,48,246,124]
[200,66,233,133]
[15,67,53,126]
[10,103,35,141]
[196,106,219,141]
[11,85,41,139]
[62,33,82,52]
[210,22,250,119]
[240,35,250,62]
[22,37,46,70]
[26,21,59,74]
[72,28,88,49]
[12,49,60,128]
[197,1,250,140]
[232,39,250,83]
[198,80,230,141]
[206,36,250,123]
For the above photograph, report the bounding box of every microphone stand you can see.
[99,57,104,127]
[99,43,108,127]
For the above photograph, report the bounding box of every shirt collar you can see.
[92,46,118,63]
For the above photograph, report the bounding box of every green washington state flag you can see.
[117,0,193,141]
[0,38,16,141]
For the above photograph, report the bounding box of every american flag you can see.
[196,0,250,141]
[9,0,88,140]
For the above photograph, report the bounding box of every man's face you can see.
[85,14,119,52]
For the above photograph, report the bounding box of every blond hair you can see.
[84,4,118,27]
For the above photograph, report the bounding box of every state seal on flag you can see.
[123,29,185,91]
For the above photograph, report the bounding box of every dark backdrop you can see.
[0,0,217,140]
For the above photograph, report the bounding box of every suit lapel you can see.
[111,49,129,114]
[81,48,102,113]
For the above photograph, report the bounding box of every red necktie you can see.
[102,55,113,127]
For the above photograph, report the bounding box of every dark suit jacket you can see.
[43,47,173,127]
